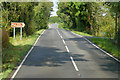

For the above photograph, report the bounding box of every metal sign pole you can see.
[20,27,22,40]
[13,27,15,40]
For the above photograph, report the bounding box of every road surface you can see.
[10,24,120,79]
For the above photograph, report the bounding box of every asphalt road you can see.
[11,24,120,79]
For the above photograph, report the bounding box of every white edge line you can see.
[84,38,120,63]
[10,30,46,80]
[71,31,120,63]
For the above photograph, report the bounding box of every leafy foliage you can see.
[49,16,61,23]
[57,2,89,31]
[105,2,120,46]
[58,2,120,46]
[33,2,53,30]
[2,2,53,47]
[1,2,53,78]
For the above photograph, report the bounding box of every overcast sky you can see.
[50,0,58,17]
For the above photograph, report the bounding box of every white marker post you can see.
[20,27,22,40]
[13,27,15,40]
[11,22,25,40]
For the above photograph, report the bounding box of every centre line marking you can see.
[60,35,63,39]
[65,46,70,53]
[62,39,66,44]
[70,56,79,71]
[56,29,61,36]
[56,29,79,72]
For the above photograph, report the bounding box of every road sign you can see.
[11,22,25,40]
[11,22,25,28]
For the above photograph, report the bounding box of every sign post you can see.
[11,22,25,40]
[20,27,22,40]
[13,27,15,40]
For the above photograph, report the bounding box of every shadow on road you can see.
[98,57,120,74]
[23,46,89,67]
[64,37,120,75]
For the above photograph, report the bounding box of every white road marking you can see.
[10,30,46,80]
[60,35,63,39]
[62,39,66,44]
[71,31,120,63]
[56,29,63,39]
[56,29,79,72]
[65,46,70,53]
[70,56,79,71]
[85,38,120,63]
[56,29,61,36]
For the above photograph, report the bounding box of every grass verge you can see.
[90,38,120,59]
[1,29,45,79]
[70,29,120,59]
[72,30,93,37]
[58,24,92,37]
[58,24,119,60]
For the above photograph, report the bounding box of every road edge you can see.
[10,30,46,80]
[71,31,120,63]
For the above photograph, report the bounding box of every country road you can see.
[10,24,120,79]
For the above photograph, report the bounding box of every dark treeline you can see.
[57,2,120,47]
[2,2,53,47]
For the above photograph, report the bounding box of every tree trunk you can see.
[2,28,9,48]
[117,2,120,47]
[114,13,117,40]
[117,15,120,47]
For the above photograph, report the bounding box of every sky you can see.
[50,0,58,17]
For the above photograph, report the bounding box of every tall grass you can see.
[1,29,44,79]
[90,38,120,59]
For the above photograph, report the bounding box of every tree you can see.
[105,2,120,46]
[1,2,53,47]
[58,2,118,38]
[58,2,89,31]
[49,16,61,23]
[33,2,53,30]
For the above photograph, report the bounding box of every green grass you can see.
[58,23,119,59]
[72,30,93,37]
[90,38,120,59]
[63,26,120,59]
[1,29,45,79]
[58,23,92,37]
